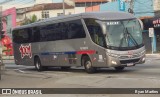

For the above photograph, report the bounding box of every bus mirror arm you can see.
[138,19,144,30]
[101,24,107,35]
[95,20,107,35]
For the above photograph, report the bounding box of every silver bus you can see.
[12,12,145,73]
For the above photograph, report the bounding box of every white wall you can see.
[50,9,75,17]
[35,0,52,4]
[26,11,42,20]
[22,8,75,21]
[64,0,75,6]
[154,0,160,11]
[74,7,85,14]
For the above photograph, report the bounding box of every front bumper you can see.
[106,54,145,67]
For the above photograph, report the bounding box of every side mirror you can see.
[138,19,144,30]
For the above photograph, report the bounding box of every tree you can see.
[30,14,38,23]
[22,14,38,25]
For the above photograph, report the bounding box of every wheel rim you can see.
[85,61,91,69]
[36,61,40,70]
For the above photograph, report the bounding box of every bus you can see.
[12,12,145,73]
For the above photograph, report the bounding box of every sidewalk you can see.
[146,53,160,58]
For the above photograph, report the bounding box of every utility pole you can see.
[128,0,134,14]
[0,6,3,80]
[63,0,65,15]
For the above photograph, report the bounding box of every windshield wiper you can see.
[119,22,139,48]
[125,27,139,47]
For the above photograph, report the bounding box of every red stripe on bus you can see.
[76,50,96,55]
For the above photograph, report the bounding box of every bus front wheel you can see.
[82,56,96,74]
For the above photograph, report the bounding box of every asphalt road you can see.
[0,56,160,97]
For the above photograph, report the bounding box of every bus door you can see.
[86,24,107,67]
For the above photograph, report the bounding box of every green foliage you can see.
[22,14,38,25]
[31,14,38,23]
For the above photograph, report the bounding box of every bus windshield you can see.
[92,19,143,50]
[84,18,143,50]
[104,19,143,49]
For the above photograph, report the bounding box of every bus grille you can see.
[119,54,140,59]
[120,58,140,64]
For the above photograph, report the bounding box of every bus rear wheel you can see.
[114,66,125,71]
[34,58,43,71]
[82,56,96,74]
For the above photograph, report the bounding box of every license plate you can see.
[127,63,134,66]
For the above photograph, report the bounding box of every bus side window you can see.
[13,30,23,43]
[67,20,86,39]
[87,25,100,45]
[39,26,47,41]
[18,29,29,43]
[84,18,106,48]
[32,27,40,42]
[62,23,68,40]
[68,23,78,39]
[26,28,33,43]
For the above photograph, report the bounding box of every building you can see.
[153,0,160,16]
[75,0,108,7]
[16,3,74,26]
[154,0,160,11]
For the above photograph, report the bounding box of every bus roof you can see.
[14,11,136,30]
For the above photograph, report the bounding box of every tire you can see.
[34,58,43,72]
[114,66,125,71]
[82,56,96,74]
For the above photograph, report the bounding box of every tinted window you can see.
[13,19,86,44]
[32,27,40,42]
[84,18,106,47]
[67,20,86,39]
[39,19,86,41]
[13,28,32,43]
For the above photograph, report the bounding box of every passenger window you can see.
[84,18,106,47]
[13,19,86,43]
[32,27,40,42]
[67,20,86,39]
